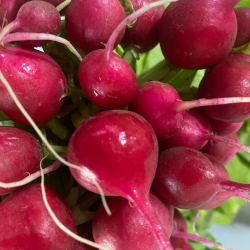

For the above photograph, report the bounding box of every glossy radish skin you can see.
[197,59,250,122]
[159,109,211,153]
[67,110,173,250]
[0,45,67,126]
[121,0,164,52]
[210,118,243,136]
[201,133,239,166]
[67,110,158,197]
[234,7,250,47]
[0,127,43,195]
[153,147,222,209]
[78,50,137,110]
[159,0,239,69]
[65,0,126,53]
[170,209,194,250]
[0,184,77,250]
[93,193,174,250]
[0,0,30,25]
[13,1,61,47]
[219,51,250,64]
[129,81,185,140]
[197,154,232,210]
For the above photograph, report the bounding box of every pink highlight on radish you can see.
[67,110,173,250]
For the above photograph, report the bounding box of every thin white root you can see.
[0,71,111,215]
[3,33,83,62]
[192,210,200,236]
[40,164,114,250]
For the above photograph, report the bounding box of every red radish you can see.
[78,50,137,110]
[159,0,239,69]
[158,109,247,154]
[93,193,174,250]
[77,0,174,110]
[202,133,239,166]
[0,126,42,195]
[121,0,164,52]
[37,0,66,6]
[210,118,243,137]
[197,59,250,123]
[67,110,174,250]
[0,0,30,25]
[153,147,250,209]
[159,109,211,152]
[65,0,126,53]
[0,1,61,47]
[171,208,230,250]
[0,45,67,126]
[234,7,250,47]
[0,184,77,250]
[219,51,250,64]
[129,81,250,140]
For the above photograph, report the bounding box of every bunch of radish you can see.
[0,0,250,249]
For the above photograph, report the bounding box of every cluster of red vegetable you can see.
[0,0,250,249]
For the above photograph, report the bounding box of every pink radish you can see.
[158,109,247,154]
[93,193,174,250]
[0,1,61,47]
[202,133,239,166]
[0,45,67,126]
[159,0,239,69]
[153,147,250,209]
[67,110,173,250]
[197,58,250,122]
[0,0,30,26]
[0,127,42,195]
[77,0,175,110]
[210,118,243,137]
[121,0,164,52]
[234,7,250,48]
[65,0,126,53]
[0,184,77,250]
[129,81,250,140]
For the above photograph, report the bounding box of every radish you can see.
[0,184,77,250]
[158,109,247,154]
[77,0,175,110]
[153,147,250,209]
[129,81,250,140]
[0,0,30,26]
[65,0,126,53]
[121,0,164,52]
[0,1,61,47]
[197,58,250,123]
[0,126,42,195]
[159,0,239,69]
[210,118,243,137]
[202,133,239,166]
[234,7,250,48]
[0,45,67,126]
[92,193,174,250]
[67,110,173,250]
